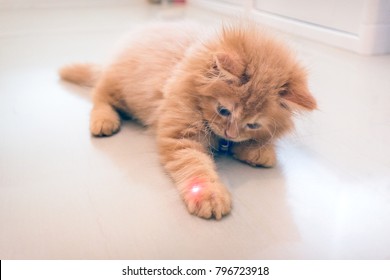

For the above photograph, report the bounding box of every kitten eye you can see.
[217,105,231,117]
[279,89,288,97]
[247,123,261,129]
[240,72,250,85]
[279,83,289,97]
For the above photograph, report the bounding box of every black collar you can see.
[218,139,232,153]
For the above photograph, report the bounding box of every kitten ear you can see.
[280,83,317,110]
[213,53,244,78]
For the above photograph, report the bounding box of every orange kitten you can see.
[60,21,316,220]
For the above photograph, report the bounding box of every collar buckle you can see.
[219,139,231,153]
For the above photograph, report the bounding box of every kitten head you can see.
[194,22,317,143]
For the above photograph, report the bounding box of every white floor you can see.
[1,3,390,260]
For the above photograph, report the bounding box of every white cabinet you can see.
[190,0,390,55]
[254,0,365,34]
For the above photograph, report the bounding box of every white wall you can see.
[189,0,390,55]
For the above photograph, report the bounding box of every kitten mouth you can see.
[223,136,240,143]
[223,132,238,141]
[221,130,241,142]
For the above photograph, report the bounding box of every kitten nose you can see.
[225,131,237,139]
[225,126,238,139]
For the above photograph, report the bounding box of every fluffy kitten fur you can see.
[60,21,316,220]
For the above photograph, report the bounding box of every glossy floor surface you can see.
[1,3,390,259]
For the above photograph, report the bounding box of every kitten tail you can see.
[59,63,101,87]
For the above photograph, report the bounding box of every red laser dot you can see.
[191,184,201,194]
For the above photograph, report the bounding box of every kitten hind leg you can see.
[89,81,121,137]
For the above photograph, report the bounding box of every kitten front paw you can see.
[233,145,276,167]
[183,180,231,220]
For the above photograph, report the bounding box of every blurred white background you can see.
[1,0,388,54]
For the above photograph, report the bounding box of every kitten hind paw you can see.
[90,118,120,136]
[90,105,121,137]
